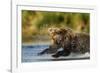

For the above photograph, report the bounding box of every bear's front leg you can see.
[38,48,50,55]
[38,45,60,55]
[52,49,71,58]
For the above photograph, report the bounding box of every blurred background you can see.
[22,10,90,43]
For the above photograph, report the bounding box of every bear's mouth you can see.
[56,39,62,45]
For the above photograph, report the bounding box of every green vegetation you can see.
[22,10,90,43]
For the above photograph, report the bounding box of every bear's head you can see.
[48,27,75,45]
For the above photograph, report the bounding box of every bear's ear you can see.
[66,28,75,39]
[48,28,55,34]
[48,28,52,33]
[48,28,60,34]
[66,28,72,32]
[65,28,73,34]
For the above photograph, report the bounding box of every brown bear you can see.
[38,27,90,58]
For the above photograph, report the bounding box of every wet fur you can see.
[38,28,90,58]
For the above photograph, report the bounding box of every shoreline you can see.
[22,42,51,46]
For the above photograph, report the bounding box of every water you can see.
[22,44,90,63]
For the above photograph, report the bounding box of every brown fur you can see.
[38,27,90,58]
